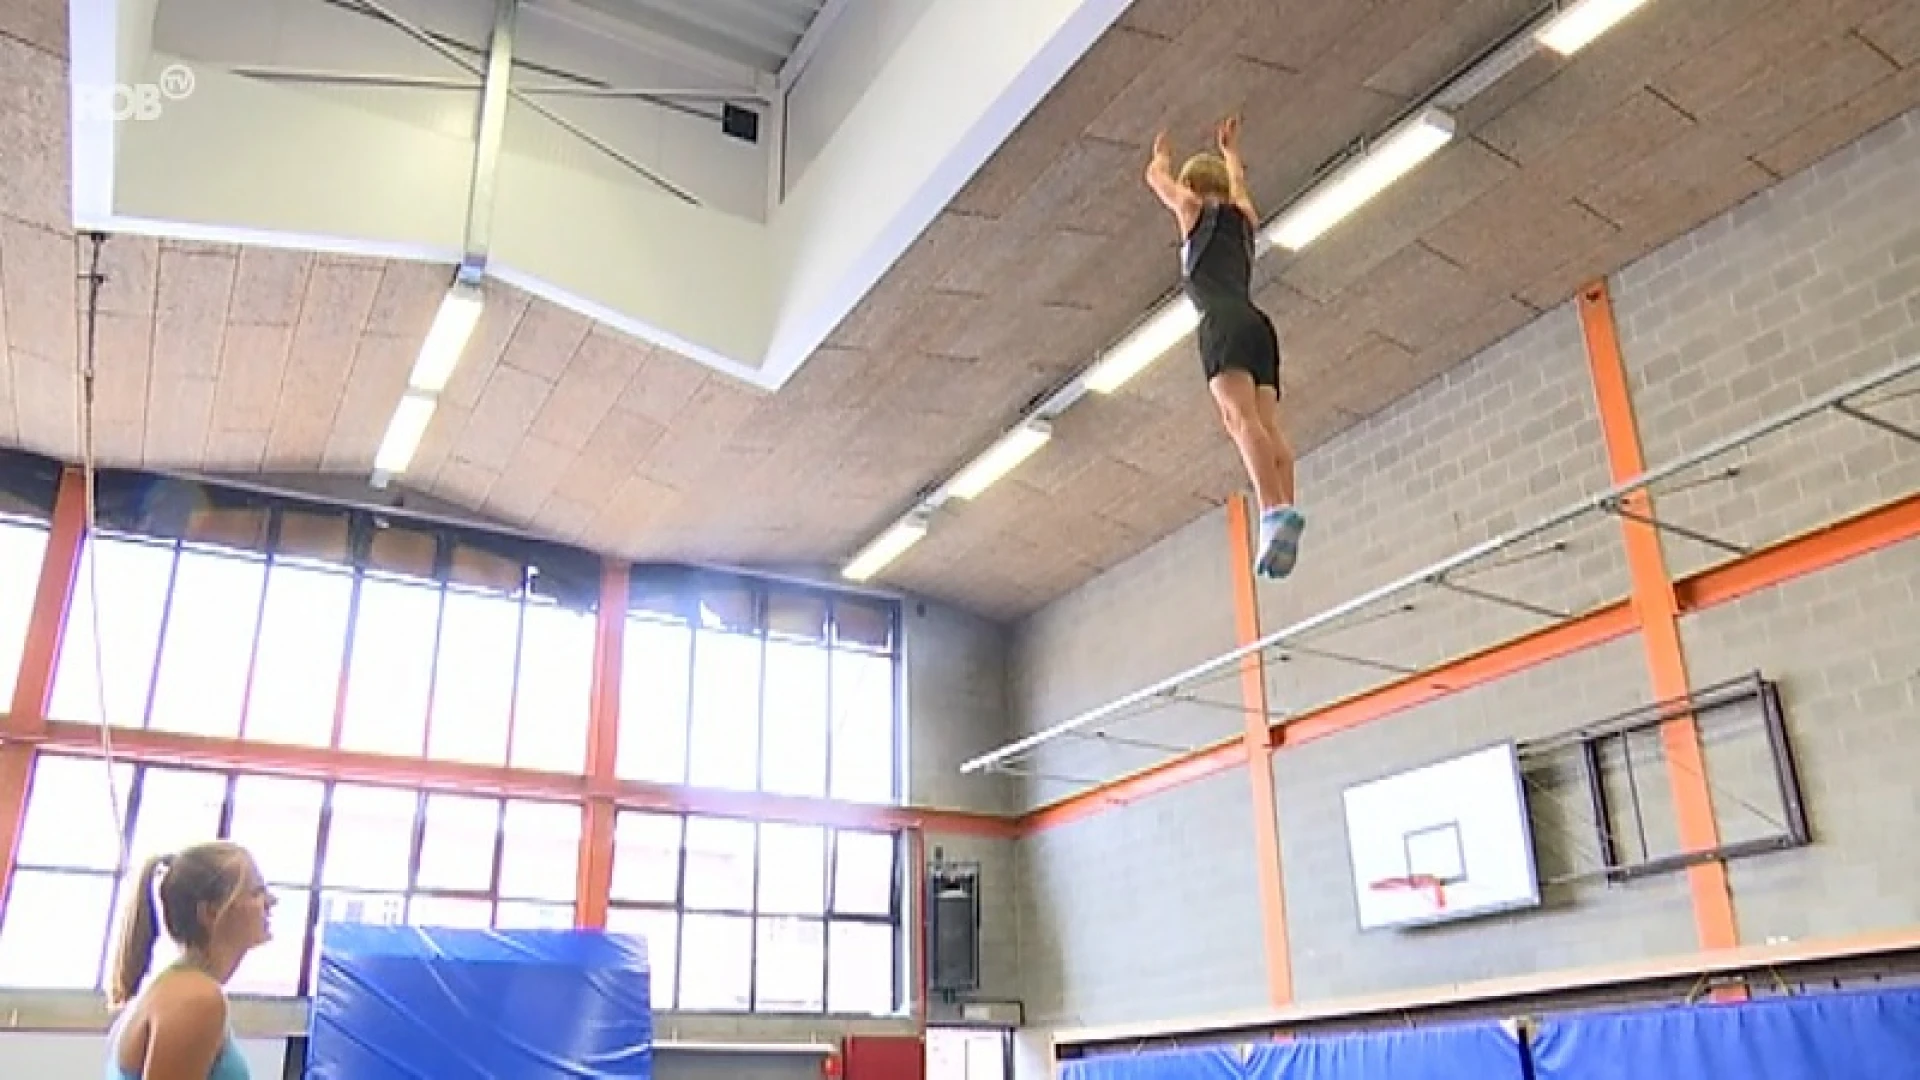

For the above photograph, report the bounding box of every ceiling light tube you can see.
[1262,107,1457,252]
[407,281,486,393]
[373,391,439,476]
[1083,296,1200,394]
[1534,0,1653,56]
[842,513,930,583]
[947,422,1053,500]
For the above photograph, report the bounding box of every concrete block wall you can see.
[1004,103,1920,1038]
[1016,769,1268,1030]
[1613,108,1920,579]
[1006,506,1243,810]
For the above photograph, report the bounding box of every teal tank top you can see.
[107,1033,251,1080]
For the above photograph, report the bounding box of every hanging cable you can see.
[74,231,129,872]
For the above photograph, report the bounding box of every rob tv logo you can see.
[76,64,196,122]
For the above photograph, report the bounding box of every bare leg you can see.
[1255,385,1296,506]
[1208,371,1288,510]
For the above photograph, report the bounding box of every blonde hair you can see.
[1179,153,1232,199]
[106,841,254,1008]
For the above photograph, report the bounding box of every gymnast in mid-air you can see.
[1145,114,1303,579]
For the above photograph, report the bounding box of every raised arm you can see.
[1145,130,1201,235]
[1216,115,1258,224]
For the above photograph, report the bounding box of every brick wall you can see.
[1005,103,1920,1037]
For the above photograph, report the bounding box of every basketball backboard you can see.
[1341,741,1542,930]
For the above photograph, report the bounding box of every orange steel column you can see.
[1225,494,1294,1005]
[575,561,628,930]
[1577,280,1741,957]
[0,468,89,917]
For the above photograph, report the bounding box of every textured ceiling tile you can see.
[1477,0,1756,165]
[0,219,75,366]
[211,323,294,434]
[1085,2,1266,145]
[1279,138,1516,302]
[1650,0,1889,120]
[433,456,500,510]
[1117,0,1213,41]
[366,259,455,339]
[0,296,16,447]
[142,373,216,467]
[1364,0,1540,100]
[442,284,531,411]
[0,38,69,232]
[1702,32,1898,155]
[228,247,312,327]
[455,363,555,473]
[1238,0,1378,74]
[615,349,709,426]
[151,250,236,381]
[949,26,1168,218]
[9,348,76,459]
[94,235,160,318]
[483,435,574,524]
[1754,64,1920,178]
[499,299,592,383]
[527,329,643,453]
[202,428,268,472]
[0,0,68,57]
[1860,2,1920,65]
[552,406,666,507]
[1423,181,1619,296]
[88,312,154,465]
[322,332,415,470]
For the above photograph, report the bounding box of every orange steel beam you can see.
[1225,495,1293,1005]
[0,468,89,919]
[5,467,88,733]
[908,827,928,1031]
[1579,278,1740,958]
[1022,489,1920,834]
[575,563,628,929]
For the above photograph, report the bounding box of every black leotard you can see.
[1182,201,1280,388]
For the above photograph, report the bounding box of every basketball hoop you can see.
[1368,874,1449,910]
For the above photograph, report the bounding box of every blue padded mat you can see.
[307,926,654,1079]
[1246,1023,1523,1080]
[1530,985,1920,1080]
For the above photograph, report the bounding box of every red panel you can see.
[842,1035,925,1080]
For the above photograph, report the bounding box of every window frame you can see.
[606,809,904,1017]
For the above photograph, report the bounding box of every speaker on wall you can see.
[927,860,981,994]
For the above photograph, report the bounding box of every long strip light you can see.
[842,513,930,583]
[1263,108,1457,253]
[1535,0,1652,56]
[408,280,486,393]
[371,279,484,486]
[947,421,1053,500]
[1083,298,1200,395]
[374,391,440,475]
[837,0,1655,583]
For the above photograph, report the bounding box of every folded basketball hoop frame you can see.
[960,350,1920,783]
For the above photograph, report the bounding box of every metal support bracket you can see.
[1835,401,1920,446]
[462,0,519,278]
[1599,497,1751,557]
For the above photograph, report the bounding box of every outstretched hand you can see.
[1216,114,1241,154]
[1152,129,1174,161]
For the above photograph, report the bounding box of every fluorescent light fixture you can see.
[1083,297,1200,394]
[842,514,929,583]
[948,422,1053,500]
[1535,0,1652,56]
[407,281,485,393]
[373,391,439,475]
[1262,108,1457,252]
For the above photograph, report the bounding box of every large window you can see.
[606,809,902,1016]
[617,578,901,803]
[0,515,51,707]
[0,754,580,997]
[48,512,595,774]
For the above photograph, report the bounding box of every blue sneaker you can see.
[1256,506,1306,579]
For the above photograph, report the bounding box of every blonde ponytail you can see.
[106,855,167,1008]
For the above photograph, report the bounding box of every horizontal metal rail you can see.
[961,351,1920,774]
